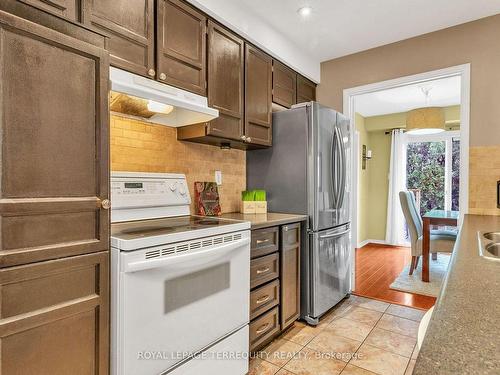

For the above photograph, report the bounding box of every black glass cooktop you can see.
[111,216,237,240]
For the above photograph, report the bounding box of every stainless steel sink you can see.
[485,243,500,257]
[478,231,500,261]
[484,232,500,242]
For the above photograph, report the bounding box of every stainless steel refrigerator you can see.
[247,102,351,325]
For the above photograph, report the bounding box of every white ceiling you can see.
[234,0,500,62]
[354,76,461,117]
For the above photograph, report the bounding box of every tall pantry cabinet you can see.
[0,8,110,375]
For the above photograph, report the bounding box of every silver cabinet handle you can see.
[240,135,247,141]
[256,323,270,334]
[246,137,252,142]
[256,267,270,274]
[256,238,270,245]
[283,226,289,232]
[148,69,155,77]
[159,73,166,80]
[256,295,270,304]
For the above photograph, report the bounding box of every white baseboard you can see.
[357,239,387,248]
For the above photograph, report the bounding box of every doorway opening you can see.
[343,65,470,308]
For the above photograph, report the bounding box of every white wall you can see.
[186,0,320,82]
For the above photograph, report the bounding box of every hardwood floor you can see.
[353,243,436,310]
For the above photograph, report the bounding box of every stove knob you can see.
[169,183,177,191]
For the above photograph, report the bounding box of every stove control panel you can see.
[111,172,191,222]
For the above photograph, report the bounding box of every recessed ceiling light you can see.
[297,6,312,17]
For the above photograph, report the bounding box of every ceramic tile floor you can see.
[249,295,426,375]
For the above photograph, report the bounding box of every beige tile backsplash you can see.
[469,146,500,215]
[110,115,245,214]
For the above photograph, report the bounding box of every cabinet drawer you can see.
[250,253,279,289]
[249,306,279,351]
[282,223,300,247]
[250,280,279,320]
[251,227,279,258]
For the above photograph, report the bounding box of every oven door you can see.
[113,231,250,375]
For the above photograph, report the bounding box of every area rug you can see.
[389,254,451,297]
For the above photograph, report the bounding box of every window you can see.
[405,131,460,215]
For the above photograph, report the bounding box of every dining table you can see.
[422,209,459,282]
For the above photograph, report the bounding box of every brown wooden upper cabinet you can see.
[157,0,207,95]
[272,60,297,108]
[18,0,81,21]
[297,74,317,103]
[245,44,273,146]
[82,0,155,77]
[206,21,245,141]
[0,10,110,268]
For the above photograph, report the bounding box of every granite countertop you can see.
[415,214,500,375]
[220,212,307,230]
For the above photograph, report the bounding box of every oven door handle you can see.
[123,237,250,273]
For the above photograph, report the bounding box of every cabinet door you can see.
[157,0,206,95]
[297,74,316,103]
[280,223,301,329]
[82,0,154,77]
[18,0,81,21]
[0,251,109,374]
[245,44,273,146]
[207,21,244,141]
[273,60,297,108]
[0,11,109,268]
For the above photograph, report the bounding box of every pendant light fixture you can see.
[406,87,445,135]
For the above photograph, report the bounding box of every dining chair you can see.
[399,191,457,275]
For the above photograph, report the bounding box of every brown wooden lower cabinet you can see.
[249,222,302,351]
[0,251,109,374]
[280,223,301,330]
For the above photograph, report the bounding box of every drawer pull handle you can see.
[256,239,270,245]
[256,295,270,304]
[256,267,270,274]
[256,323,270,334]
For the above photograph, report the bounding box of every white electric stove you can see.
[110,172,250,375]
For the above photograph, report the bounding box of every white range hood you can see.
[109,67,218,127]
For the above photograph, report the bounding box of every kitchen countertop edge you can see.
[220,212,308,230]
[414,214,500,375]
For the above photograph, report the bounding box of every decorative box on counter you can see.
[194,181,221,216]
[241,190,267,214]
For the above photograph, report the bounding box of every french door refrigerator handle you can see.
[331,128,339,207]
[333,127,344,208]
[319,228,350,239]
[337,126,347,207]
[318,153,322,192]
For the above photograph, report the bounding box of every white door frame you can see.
[343,64,471,291]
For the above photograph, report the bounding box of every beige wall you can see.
[319,14,500,215]
[356,113,392,244]
[365,131,391,241]
[110,115,246,214]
